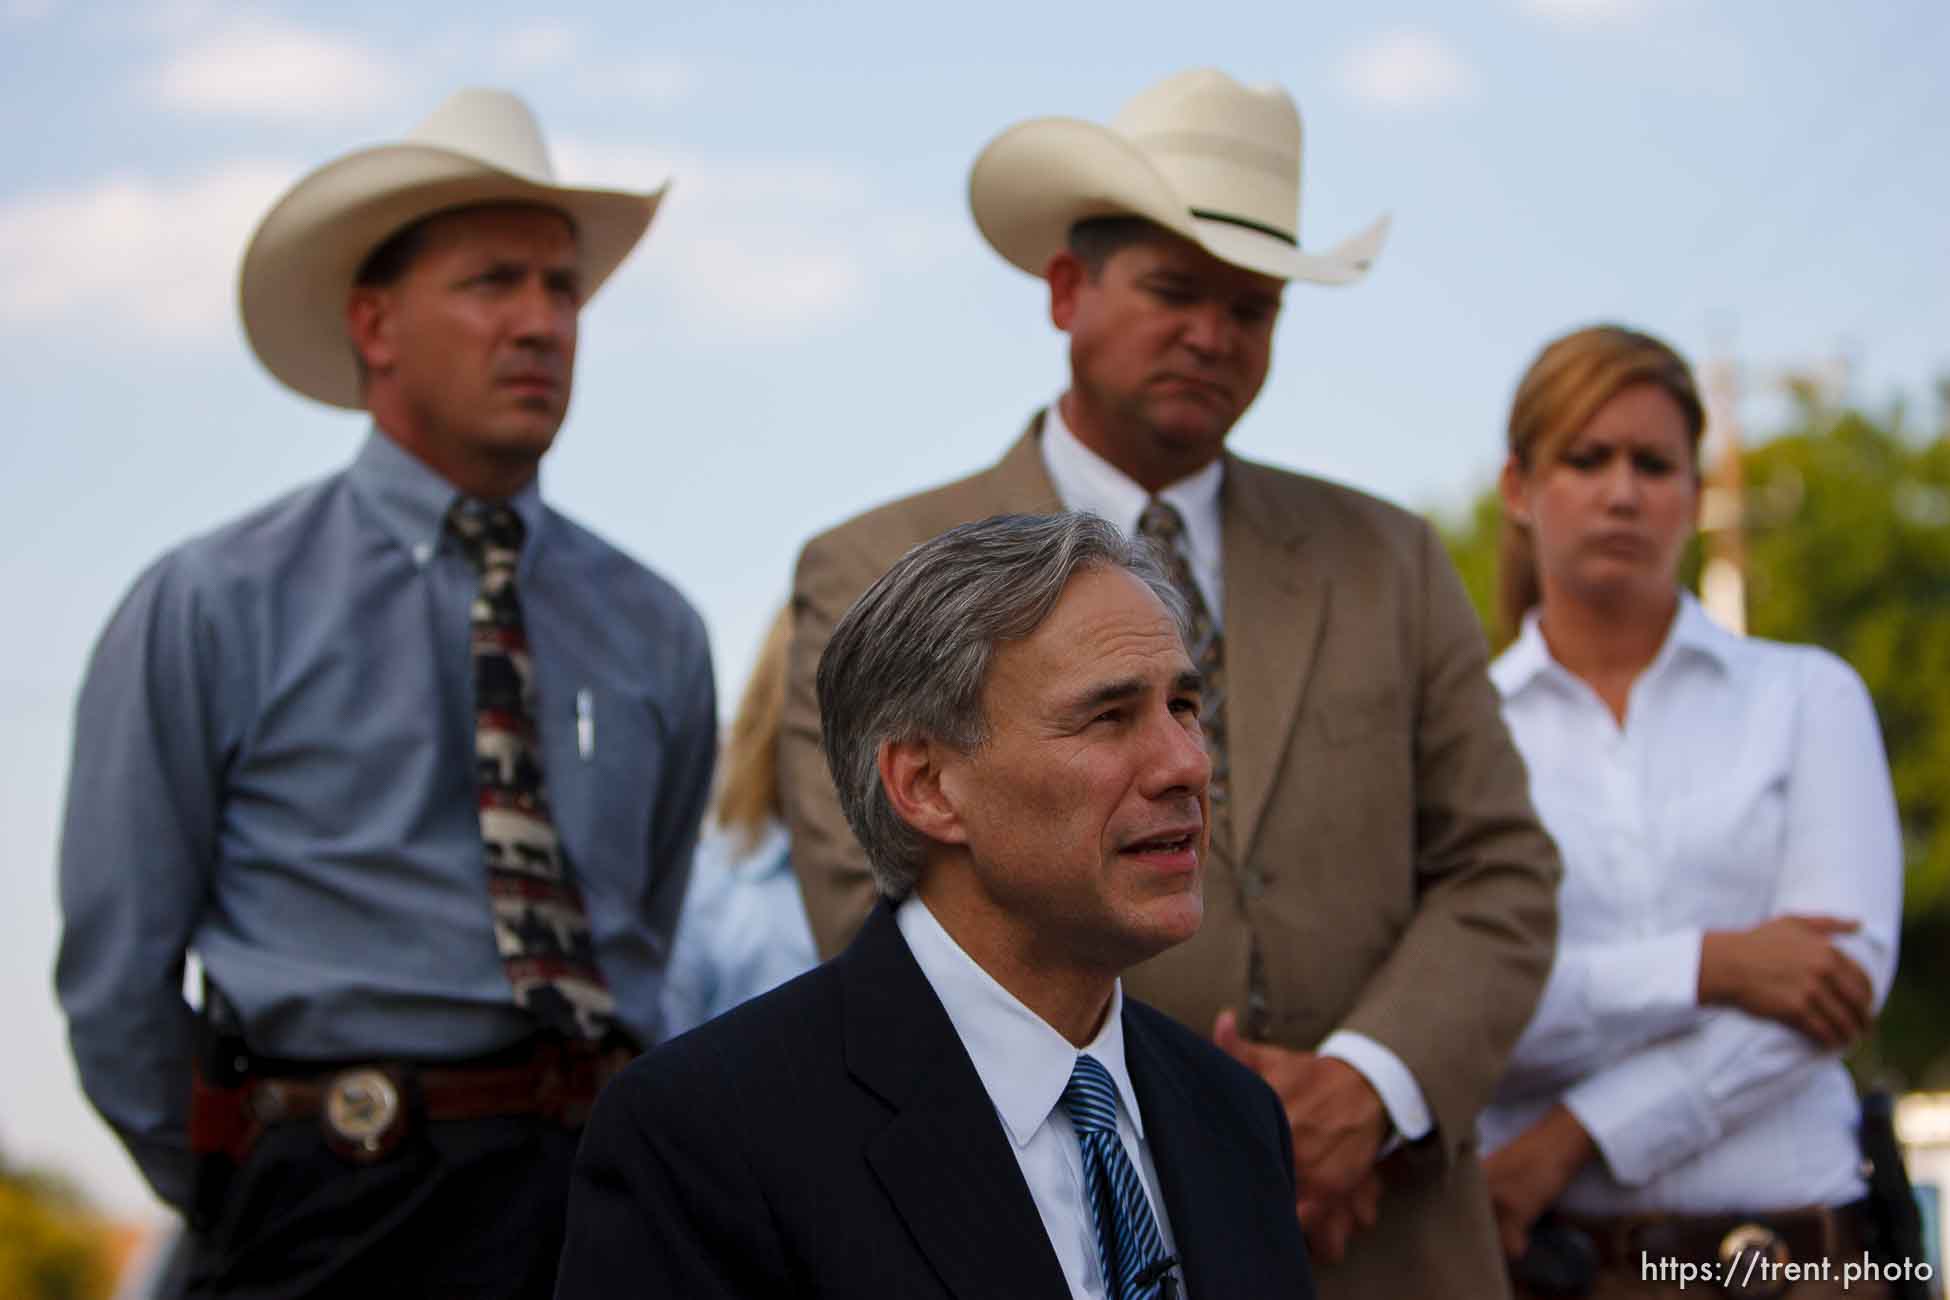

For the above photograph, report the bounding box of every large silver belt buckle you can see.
[1718,1222,1790,1299]
[323,1068,404,1163]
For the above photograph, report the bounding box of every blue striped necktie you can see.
[1061,1053,1177,1300]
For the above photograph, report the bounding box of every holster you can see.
[1859,1089,1931,1300]
[186,982,254,1233]
[1511,1213,1600,1298]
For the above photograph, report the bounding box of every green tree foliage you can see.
[1434,385,1950,1085]
[1443,489,1504,650]
[0,1156,116,1300]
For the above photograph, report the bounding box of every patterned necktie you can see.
[1136,500,1228,850]
[1061,1054,1177,1300]
[448,498,615,1041]
[1137,499,1272,1038]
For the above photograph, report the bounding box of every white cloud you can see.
[481,28,695,106]
[0,140,950,347]
[604,55,695,105]
[667,158,870,210]
[112,0,224,37]
[546,53,698,107]
[552,140,684,193]
[0,162,295,338]
[157,20,400,121]
[496,19,580,69]
[626,159,879,334]
[1518,0,1653,27]
[557,139,953,337]
[674,237,869,329]
[1340,28,1478,111]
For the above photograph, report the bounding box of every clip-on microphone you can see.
[1133,1253,1182,1298]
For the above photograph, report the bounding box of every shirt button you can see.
[412,542,434,567]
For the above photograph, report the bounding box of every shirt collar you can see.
[1656,589,1736,674]
[347,429,547,567]
[1041,399,1223,564]
[895,894,1146,1149]
[1494,589,1734,698]
[1491,608,1556,697]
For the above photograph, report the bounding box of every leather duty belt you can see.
[191,1038,634,1166]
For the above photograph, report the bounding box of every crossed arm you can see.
[1482,663,1902,1256]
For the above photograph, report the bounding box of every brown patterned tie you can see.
[1136,500,1229,847]
[1138,499,1271,1036]
[449,499,615,1041]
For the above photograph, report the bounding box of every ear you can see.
[1498,455,1531,527]
[345,286,399,377]
[1046,249,1086,333]
[877,736,969,848]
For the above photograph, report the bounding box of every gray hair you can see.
[816,511,1190,901]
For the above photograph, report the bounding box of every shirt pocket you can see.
[536,681,665,908]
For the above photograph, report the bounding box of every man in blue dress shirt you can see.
[54,89,716,1297]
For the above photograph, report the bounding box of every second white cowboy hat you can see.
[969,68,1387,285]
[239,88,668,411]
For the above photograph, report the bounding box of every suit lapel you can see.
[985,410,1065,512]
[1220,456,1329,862]
[1122,1008,1268,1298]
[843,907,1071,1300]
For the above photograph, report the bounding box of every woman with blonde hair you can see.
[1478,324,1904,1298]
[661,604,817,1037]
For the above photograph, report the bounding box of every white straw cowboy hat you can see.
[239,87,667,410]
[969,68,1387,285]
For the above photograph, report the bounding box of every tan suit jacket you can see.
[781,417,1560,1299]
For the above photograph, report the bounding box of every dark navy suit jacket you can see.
[556,903,1314,1298]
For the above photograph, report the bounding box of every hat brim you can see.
[240,142,666,410]
[968,116,1387,285]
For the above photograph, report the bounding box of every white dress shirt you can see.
[1481,593,1902,1212]
[1038,401,1434,1150]
[896,896,1180,1299]
[1042,399,1225,621]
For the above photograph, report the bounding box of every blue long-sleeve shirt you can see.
[55,431,716,1208]
[660,819,818,1038]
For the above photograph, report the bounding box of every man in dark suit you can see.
[779,70,1561,1296]
[557,512,1314,1298]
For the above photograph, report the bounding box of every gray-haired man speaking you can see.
[559,513,1315,1299]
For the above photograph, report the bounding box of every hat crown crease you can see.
[963,67,1386,285]
[408,89,557,184]
[1126,130,1296,180]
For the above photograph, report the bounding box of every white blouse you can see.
[1480,593,1902,1213]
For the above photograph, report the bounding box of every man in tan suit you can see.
[781,69,1560,1298]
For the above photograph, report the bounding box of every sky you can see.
[3,0,1945,1220]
